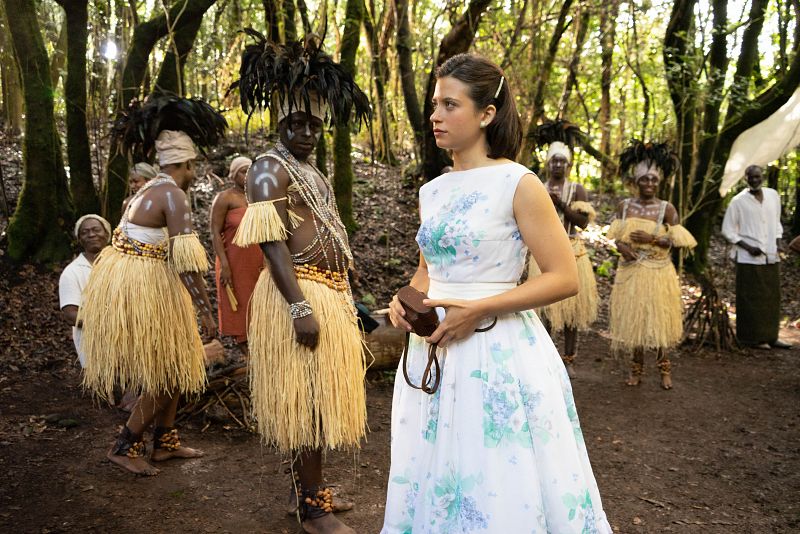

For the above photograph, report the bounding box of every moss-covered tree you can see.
[3,0,73,262]
[332,0,364,234]
[55,0,99,217]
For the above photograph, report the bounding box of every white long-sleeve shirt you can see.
[721,187,782,264]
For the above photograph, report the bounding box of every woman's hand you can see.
[293,315,320,349]
[629,230,656,244]
[388,294,413,332]
[422,298,485,348]
[616,242,639,262]
[220,263,233,288]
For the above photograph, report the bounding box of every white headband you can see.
[277,91,327,122]
[74,214,111,242]
[546,141,572,163]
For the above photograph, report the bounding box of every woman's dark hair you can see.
[436,53,522,160]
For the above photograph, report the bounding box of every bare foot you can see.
[626,373,641,386]
[107,449,160,476]
[302,513,355,534]
[150,446,204,462]
[661,374,673,390]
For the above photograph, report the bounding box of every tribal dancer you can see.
[607,141,696,390]
[79,96,226,475]
[232,33,370,534]
[529,121,598,378]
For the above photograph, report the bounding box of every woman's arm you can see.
[425,174,578,347]
[209,192,232,286]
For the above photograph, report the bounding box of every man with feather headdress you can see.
[79,96,227,476]
[528,120,598,379]
[232,32,370,533]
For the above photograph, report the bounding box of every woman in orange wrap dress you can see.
[211,156,263,354]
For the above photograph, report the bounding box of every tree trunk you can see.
[49,22,68,89]
[103,0,216,224]
[262,0,281,41]
[395,0,425,158]
[3,0,73,262]
[0,2,23,134]
[362,0,396,164]
[296,0,311,34]
[519,0,574,166]
[152,13,204,95]
[556,6,591,118]
[598,0,618,191]
[55,0,99,217]
[283,0,297,42]
[332,0,363,234]
[421,0,493,180]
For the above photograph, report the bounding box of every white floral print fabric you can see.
[382,163,612,533]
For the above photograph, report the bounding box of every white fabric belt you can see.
[428,280,517,300]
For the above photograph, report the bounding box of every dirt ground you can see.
[1,329,799,533]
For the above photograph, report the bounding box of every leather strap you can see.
[401,316,498,394]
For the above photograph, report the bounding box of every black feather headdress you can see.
[618,140,678,180]
[530,119,584,151]
[112,95,228,159]
[230,31,371,130]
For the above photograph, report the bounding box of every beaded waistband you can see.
[294,264,349,292]
[112,227,168,261]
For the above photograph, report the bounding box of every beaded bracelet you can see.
[289,300,313,319]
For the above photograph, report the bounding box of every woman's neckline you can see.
[446,161,518,174]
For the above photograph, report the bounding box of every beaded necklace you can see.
[118,173,177,256]
[273,142,356,315]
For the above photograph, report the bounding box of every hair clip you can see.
[494,76,505,99]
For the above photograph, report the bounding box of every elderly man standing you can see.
[722,165,791,349]
[59,214,111,368]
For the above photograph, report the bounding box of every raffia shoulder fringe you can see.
[233,199,289,246]
[667,224,697,249]
[606,219,624,241]
[170,233,209,272]
[570,200,596,223]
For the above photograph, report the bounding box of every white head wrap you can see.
[546,141,572,163]
[131,162,158,180]
[74,214,112,243]
[229,156,252,179]
[155,130,197,166]
[277,91,327,122]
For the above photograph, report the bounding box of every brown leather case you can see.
[396,285,439,338]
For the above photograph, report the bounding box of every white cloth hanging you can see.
[720,85,800,196]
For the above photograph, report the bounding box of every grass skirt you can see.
[248,271,367,452]
[79,247,206,400]
[609,258,684,352]
[529,238,598,331]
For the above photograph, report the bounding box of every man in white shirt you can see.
[59,214,112,367]
[722,165,790,349]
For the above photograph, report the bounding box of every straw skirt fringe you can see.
[609,259,684,352]
[529,238,598,331]
[79,247,206,401]
[248,271,367,452]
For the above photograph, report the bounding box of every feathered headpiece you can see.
[618,140,679,180]
[230,30,371,130]
[531,120,583,150]
[112,95,228,160]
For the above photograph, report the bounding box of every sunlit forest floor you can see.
[1,137,799,532]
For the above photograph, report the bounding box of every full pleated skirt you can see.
[247,271,367,452]
[382,281,612,533]
[79,247,206,400]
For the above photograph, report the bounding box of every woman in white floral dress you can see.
[382,54,612,533]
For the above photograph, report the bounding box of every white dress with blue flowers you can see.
[381,163,612,534]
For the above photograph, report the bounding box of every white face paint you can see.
[313,131,321,142]
[183,226,191,233]
[143,200,153,211]
[183,213,190,221]
[165,191,176,213]
[286,129,296,140]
